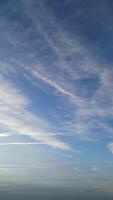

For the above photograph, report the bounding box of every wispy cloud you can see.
[73,167,80,172]
[91,166,100,172]
[31,68,84,106]
[1,0,113,147]
[107,143,113,154]
[0,73,71,150]
[0,133,10,137]
[0,142,42,146]
[0,75,29,111]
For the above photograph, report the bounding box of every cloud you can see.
[5,0,102,140]
[0,133,10,137]
[73,167,80,172]
[91,166,100,172]
[0,61,16,76]
[0,142,42,146]
[0,162,79,171]
[107,143,113,154]
[0,168,9,172]
[10,37,113,141]
[0,74,71,150]
[21,0,101,79]
[0,75,29,110]
[31,68,84,106]
[1,0,113,143]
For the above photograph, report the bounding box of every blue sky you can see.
[0,0,113,198]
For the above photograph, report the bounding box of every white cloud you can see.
[0,75,71,150]
[32,68,84,106]
[21,0,101,80]
[107,143,113,154]
[2,0,113,143]
[91,166,100,172]
[12,57,113,141]
[0,142,42,146]
[73,167,80,172]
[0,75,29,110]
[0,133,10,137]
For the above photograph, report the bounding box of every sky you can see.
[0,0,113,199]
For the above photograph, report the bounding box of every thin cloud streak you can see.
[0,133,11,137]
[32,68,85,106]
[0,142,43,146]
